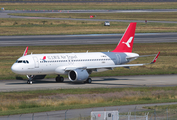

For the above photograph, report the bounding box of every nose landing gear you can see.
[26,75,34,84]
[27,80,33,84]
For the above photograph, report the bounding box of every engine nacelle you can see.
[68,69,89,82]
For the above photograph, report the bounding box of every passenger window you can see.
[23,61,26,63]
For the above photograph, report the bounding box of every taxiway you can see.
[1,75,177,92]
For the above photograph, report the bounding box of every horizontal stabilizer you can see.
[126,54,158,60]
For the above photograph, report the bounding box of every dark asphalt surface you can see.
[2,75,177,92]
[0,33,176,46]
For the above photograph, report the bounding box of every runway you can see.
[1,9,177,24]
[0,33,177,46]
[1,75,177,92]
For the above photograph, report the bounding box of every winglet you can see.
[151,52,160,64]
[23,46,28,56]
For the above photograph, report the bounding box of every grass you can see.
[1,2,177,10]
[0,43,177,80]
[0,19,177,35]
[139,103,177,119]
[10,12,177,22]
[1,86,177,116]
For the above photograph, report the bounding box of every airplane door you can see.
[33,57,39,68]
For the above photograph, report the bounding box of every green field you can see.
[1,86,177,116]
[0,43,177,80]
[0,19,177,35]
[1,2,177,10]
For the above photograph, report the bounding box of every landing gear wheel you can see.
[86,78,92,84]
[55,77,60,82]
[27,80,32,84]
[60,77,64,82]
[55,76,64,82]
[30,81,32,84]
[27,80,30,84]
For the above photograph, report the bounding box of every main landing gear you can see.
[55,75,64,82]
[85,78,92,84]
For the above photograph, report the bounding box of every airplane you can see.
[11,22,160,84]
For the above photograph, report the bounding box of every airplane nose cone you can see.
[11,64,20,74]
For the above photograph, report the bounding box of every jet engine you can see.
[68,69,89,82]
[27,75,46,80]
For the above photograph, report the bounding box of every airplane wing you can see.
[64,52,160,71]
[65,67,87,71]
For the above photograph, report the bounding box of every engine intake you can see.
[68,69,89,82]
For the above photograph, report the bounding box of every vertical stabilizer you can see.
[112,22,136,53]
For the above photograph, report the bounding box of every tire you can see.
[56,76,64,82]
[27,80,30,84]
[55,77,60,82]
[87,78,92,84]
[60,77,64,82]
[30,81,33,84]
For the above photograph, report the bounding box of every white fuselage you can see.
[11,52,139,75]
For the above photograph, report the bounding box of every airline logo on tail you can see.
[112,22,136,53]
[122,37,133,48]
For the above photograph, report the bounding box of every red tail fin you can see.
[112,22,136,53]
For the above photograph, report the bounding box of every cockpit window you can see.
[16,60,29,64]
[18,60,22,63]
